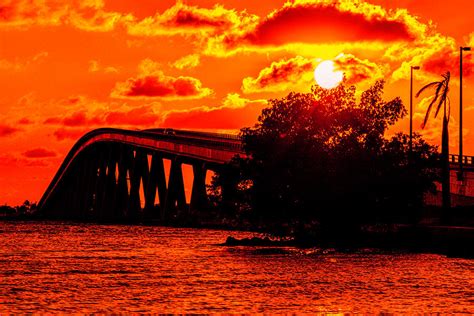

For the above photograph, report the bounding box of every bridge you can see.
[38,128,244,221]
[38,128,474,221]
[444,154,474,205]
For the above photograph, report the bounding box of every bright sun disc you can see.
[314,60,343,89]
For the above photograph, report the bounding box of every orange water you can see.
[1,222,473,313]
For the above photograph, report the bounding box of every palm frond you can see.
[442,71,451,82]
[418,72,451,129]
[415,81,440,98]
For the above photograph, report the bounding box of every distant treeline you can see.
[0,200,37,217]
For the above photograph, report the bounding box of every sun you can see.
[314,60,343,89]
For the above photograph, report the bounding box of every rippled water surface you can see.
[1,221,473,313]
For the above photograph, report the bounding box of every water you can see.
[0,222,473,313]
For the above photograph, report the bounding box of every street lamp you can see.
[410,65,420,153]
[459,46,471,178]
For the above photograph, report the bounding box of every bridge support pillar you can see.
[144,153,167,220]
[100,144,119,220]
[190,163,208,215]
[116,145,131,220]
[76,148,95,219]
[163,158,186,221]
[93,148,109,220]
[69,157,85,219]
[128,149,149,221]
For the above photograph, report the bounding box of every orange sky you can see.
[0,0,473,205]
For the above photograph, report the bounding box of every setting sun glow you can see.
[314,60,344,89]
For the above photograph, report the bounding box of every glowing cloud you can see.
[334,53,386,84]
[242,56,316,93]
[126,2,258,37]
[161,94,267,129]
[171,54,201,70]
[111,59,213,100]
[242,54,385,93]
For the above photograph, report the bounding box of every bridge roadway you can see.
[38,128,244,221]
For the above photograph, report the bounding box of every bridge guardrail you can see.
[144,128,242,141]
[449,154,474,165]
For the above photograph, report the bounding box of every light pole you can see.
[410,65,420,153]
[459,46,471,178]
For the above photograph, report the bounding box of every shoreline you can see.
[2,217,473,258]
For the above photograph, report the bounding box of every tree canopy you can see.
[209,81,439,234]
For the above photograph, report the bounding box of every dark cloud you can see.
[53,128,87,141]
[0,124,20,137]
[22,148,57,158]
[17,117,33,125]
[423,49,474,77]
[246,5,412,45]
[105,106,160,125]
[111,71,212,99]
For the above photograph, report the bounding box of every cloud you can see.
[43,117,62,125]
[170,54,200,70]
[244,1,413,45]
[88,60,119,74]
[43,96,161,129]
[334,53,386,84]
[0,0,67,28]
[45,111,101,127]
[126,2,258,37]
[0,0,255,39]
[64,111,103,126]
[53,128,88,141]
[0,153,48,167]
[0,51,48,71]
[389,33,473,81]
[422,48,473,78]
[469,32,474,47]
[104,105,160,125]
[42,93,262,133]
[161,93,267,129]
[22,148,57,158]
[17,117,33,125]
[0,124,20,137]
[111,73,213,99]
[204,0,419,56]
[242,53,385,93]
[0,0,131,31]
[242,56,316,94]
[111,59,213,100]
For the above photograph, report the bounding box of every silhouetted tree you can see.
[416,71,451,210]
[15,200,37,216]
[210,81,439,236]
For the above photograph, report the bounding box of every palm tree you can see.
[416,71,451,211]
